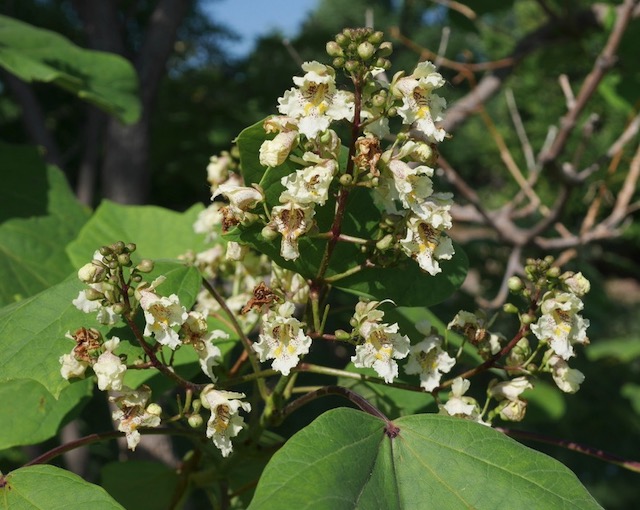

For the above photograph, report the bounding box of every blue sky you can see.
[204,0,319,57]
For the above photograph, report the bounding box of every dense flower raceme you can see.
[201,386,252,457]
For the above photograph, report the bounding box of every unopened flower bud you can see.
[326,41,343,57]
[335,329,351,341]
[368,31,384,44]
[261,225,279,241]
[117,253,131,267]
[188,414,203,428]
[502,303,519,314]
[339,174,353,186]
[345,60,359,73]
[387,106,397,117]
[546,267,560,278]
[335,33,348,47]
[99,245,113,257]
[520,313,535,325]
[136,259,154,273]
[357,41,375,60]
[111,303,125,315]
[192,399,202,413]
[84,287,104,301]
[125,243,136,253]
[145,403,161,416]
[332,57,345,68]
[78,263,104,283]
[507,276,523,292]
[371,94,386,108]
[375,234,394,251]
[377,41,393,57]
[113,241,126,254]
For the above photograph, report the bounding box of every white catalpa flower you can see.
[393,61,447,142]
[400,215,454,276]
[253,302,312,375]
[60,353,90,380]
[352,321,410,384]
[404,322,455,391]
[93,337,127,391]
[139,291,188,349]
[489,376,533,402]
[562,271,591,297]
[193,203,224,242]
[72,289,119,325]
[213,184,264,218]
[279,154,337,206]
[110,386,162,451]
[548,354,585,393]
[530,291,589,360]
[225,241,249,261]
[386,159,434,213]
[201,387,251,457]
[259,116,299,168]
[269,202,315,260]
[278,61,354,139]
[180,311,226,381]
[207,152,233,191]
[440,377,487,425]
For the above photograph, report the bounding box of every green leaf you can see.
[100,461,179,510]
[0,143,89,307]
[0,15,140,123]
[249,408,602,509]
[66,201,207,268]
[0,275,114,398]
[586,336,640,363]
[0,465,124,509]
[0,378,92,449]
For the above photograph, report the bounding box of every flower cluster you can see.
[349,300,410,383]
[110,386,162,451]
[200,385,251,457]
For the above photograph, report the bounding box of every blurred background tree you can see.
[1,1,639,508]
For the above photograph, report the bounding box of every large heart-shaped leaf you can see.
[0,143,89,307]
[66,201,207,268]
[0,465,124,509]
[0,15,140,123]
[249,408,602,509]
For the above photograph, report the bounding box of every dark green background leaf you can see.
[0,15,140,123]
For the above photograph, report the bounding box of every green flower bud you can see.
[188,414,203,428]
[113,241,125,254]
[326,41,343,57]
[99,245,112,257]
[546,267,560,278]
[544,255,555,266]
[335,33,348,47]
[147,403,162,416]
[339,174,353,186]
[387,106,397,117]
[261,225,279,241]
[117,253,131,267]
[125,243,136,253]
[78,262,105,283]
[357,41,375,60]
[520,313,535,325]
[502,303,519,314]
[332,56,345,68]
[371,94,386,108]
[136,259,154,273]
[375,234,394,251]
[335,329,351,341]
[368,31,384,44]
[377,41,393,57]
[84,287,104,301]
[191,399,202,413]
[111,303,125,315]
[507,276,523,292]
[345,60,359,73]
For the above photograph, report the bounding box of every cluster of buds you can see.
[326,28,393,74]
[72,242,154,325]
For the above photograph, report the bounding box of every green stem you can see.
[202,278,268,400]
[222,368,278,388]
[324,261,373,283]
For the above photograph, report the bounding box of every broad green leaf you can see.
[0,465,124,509]
[0,275,114,398]
[66,201,207,268]
[0,15,140,123]
[101,461,179,510]
[0,261,200,398]
[249,408,602,509]
[0,378,92,449]
[0,143,89,306]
